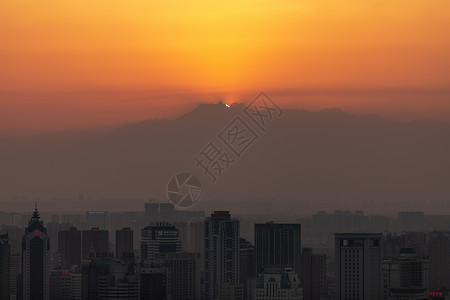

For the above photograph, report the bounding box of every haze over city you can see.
[1,1,450,300]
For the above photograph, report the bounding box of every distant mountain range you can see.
[1,102,450,213]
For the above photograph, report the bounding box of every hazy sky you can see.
[1,0,450,134]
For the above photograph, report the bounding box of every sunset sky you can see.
[1,0,450,134]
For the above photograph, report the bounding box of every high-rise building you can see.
[164,252,201,300]
[82,227,109,259]
[140,222,181,261]
[97,258,138,299]
[240,237,256,300]
[58,227,82,269]
[138,260,167,300]
[189,219,205,269]
[22,204,50,300]
[0,234,11,300]
[10,253,21,298]
[382,248,428,299]
[83,258,137,299]
[49,270,72,300]
[301,248,327,300]
[116,227,133,258]
[335,233,382,300]
[47,221,59,267]
[255,222,302,274]
[428,231,450,291]
[254,267,303,300]
[174,221,189,251]
[204,211,240,300]
[1,224,23,255]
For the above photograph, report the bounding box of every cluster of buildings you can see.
[1,205,450,299]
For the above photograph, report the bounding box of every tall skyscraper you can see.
[47,221,59,268]
[138,260,167,300]
[58,227,82,269]
[239,237,256,300]
[301,248,327,300]
[10,253,21,298]
[81,227,109,259]
[49,270,72,300]
[22,204,50,300]
[140,222,181,261]
[255,222,302,274]
[164,252,201,300]
[0,234,11,300]
[335,233,382,300]
[116,227,133,258]
[204,211,240,300]
[189,219,205,269]
[428,231,450,291]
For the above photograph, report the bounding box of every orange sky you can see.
[1,0,450,134]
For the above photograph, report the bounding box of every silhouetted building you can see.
[189,219,205,270]
[428,231,450,291]
[382,248,428,299]
[204,211,240,299]
[140,222,181,261]
[0,234,11,300]
[240,237,256,300]
[10,253,21,298]
[255,222,302,274]
[301,248,327,300]
[138,260,166,300]
[58,227,82,269]
[22,204,50,300]
[254,267,303,300]
[49,270,72,300]
[82,227,109,259]
[116,227,133,258]
[335,233,382,300]
[97,258,138,299]
[82,257,136,299]
[164,252,201,300]
[47,221,59,267]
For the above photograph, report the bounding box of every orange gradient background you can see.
[1,0,450,134]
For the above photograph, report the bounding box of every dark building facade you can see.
[335,233,382,300]
[255,222,302,274]
[301,247,327,300]
[81,228,109,259]
[58,227,82,269]
[204,211,240,300]
[0,234,11,300]
[140,222,181,261]
[22,205,50,300]
[240,237,256,300]
[116,227,133,258]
